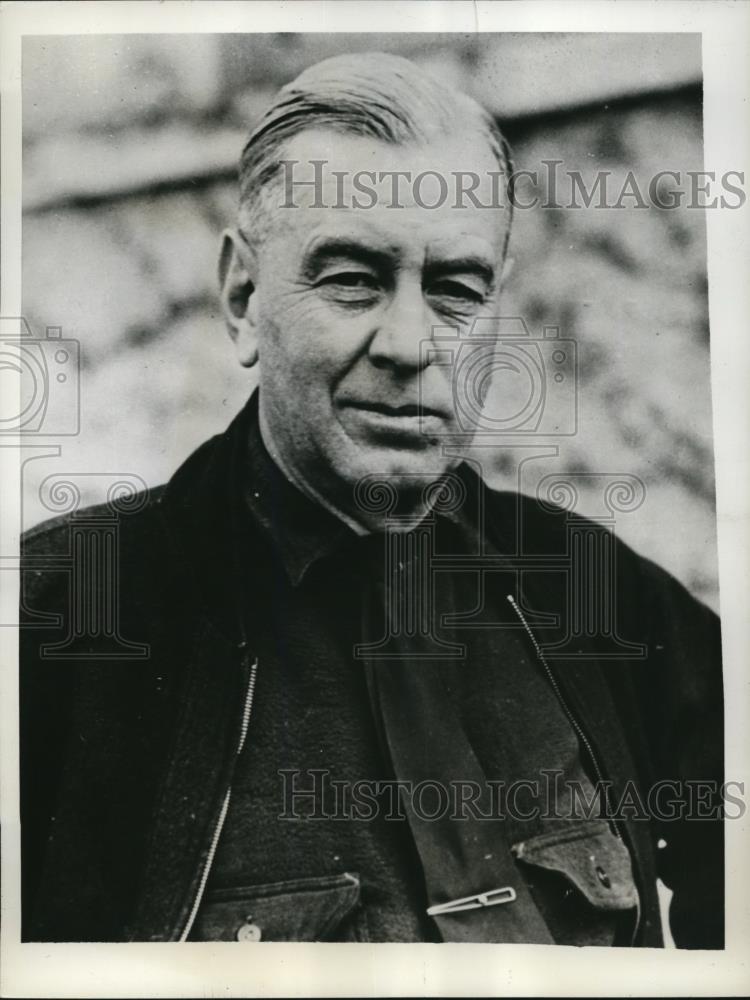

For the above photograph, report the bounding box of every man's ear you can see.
[218,229,259,368]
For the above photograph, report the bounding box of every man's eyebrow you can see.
[426,256,496,285]
[301,238,396,277]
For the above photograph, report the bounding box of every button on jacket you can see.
[19,393,724,946]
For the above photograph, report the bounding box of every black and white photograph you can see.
[1,2,749,997]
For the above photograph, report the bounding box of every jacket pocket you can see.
[511,820,639,945]
[191,872,361,942]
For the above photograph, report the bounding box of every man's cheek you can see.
[296,324,371,380]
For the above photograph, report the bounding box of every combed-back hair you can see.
[238,51,514,253]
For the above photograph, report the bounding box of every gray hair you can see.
[238,51,513,252]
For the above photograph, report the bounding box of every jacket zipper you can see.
[506,595,621,840]
[178,654,259,942]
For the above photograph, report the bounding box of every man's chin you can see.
[337,443,462,502]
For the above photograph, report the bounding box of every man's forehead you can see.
[265,127,510,261]
[280,126,502,176]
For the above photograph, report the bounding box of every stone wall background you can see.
[20,33,720,610]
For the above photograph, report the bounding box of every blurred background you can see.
[20,32,719,610]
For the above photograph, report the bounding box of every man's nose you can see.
[368,281,430,372]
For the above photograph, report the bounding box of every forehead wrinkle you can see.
[426,232,498,265]
[297,210,501,255]
[302,227,403,263]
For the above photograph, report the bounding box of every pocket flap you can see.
[511,821,637,911]
[193,872,361,941]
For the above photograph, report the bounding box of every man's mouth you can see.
[343,400,447,420]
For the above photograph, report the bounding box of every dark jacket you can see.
[19,398,724,945]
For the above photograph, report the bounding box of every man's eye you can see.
[315,271,382,305]
[318,272,379,290]
[428,280,487,308]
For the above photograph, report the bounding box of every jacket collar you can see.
[157,392,262,647]
[240,393,358,587]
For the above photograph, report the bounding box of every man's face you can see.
[240,129,510,514]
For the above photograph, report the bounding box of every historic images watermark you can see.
[277,159,747,211]
[278,768,745,823]
[0,316,80,437]
[3,316,150,657]
[419,317,577,439]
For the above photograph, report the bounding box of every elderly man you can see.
[20,53,723,946]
